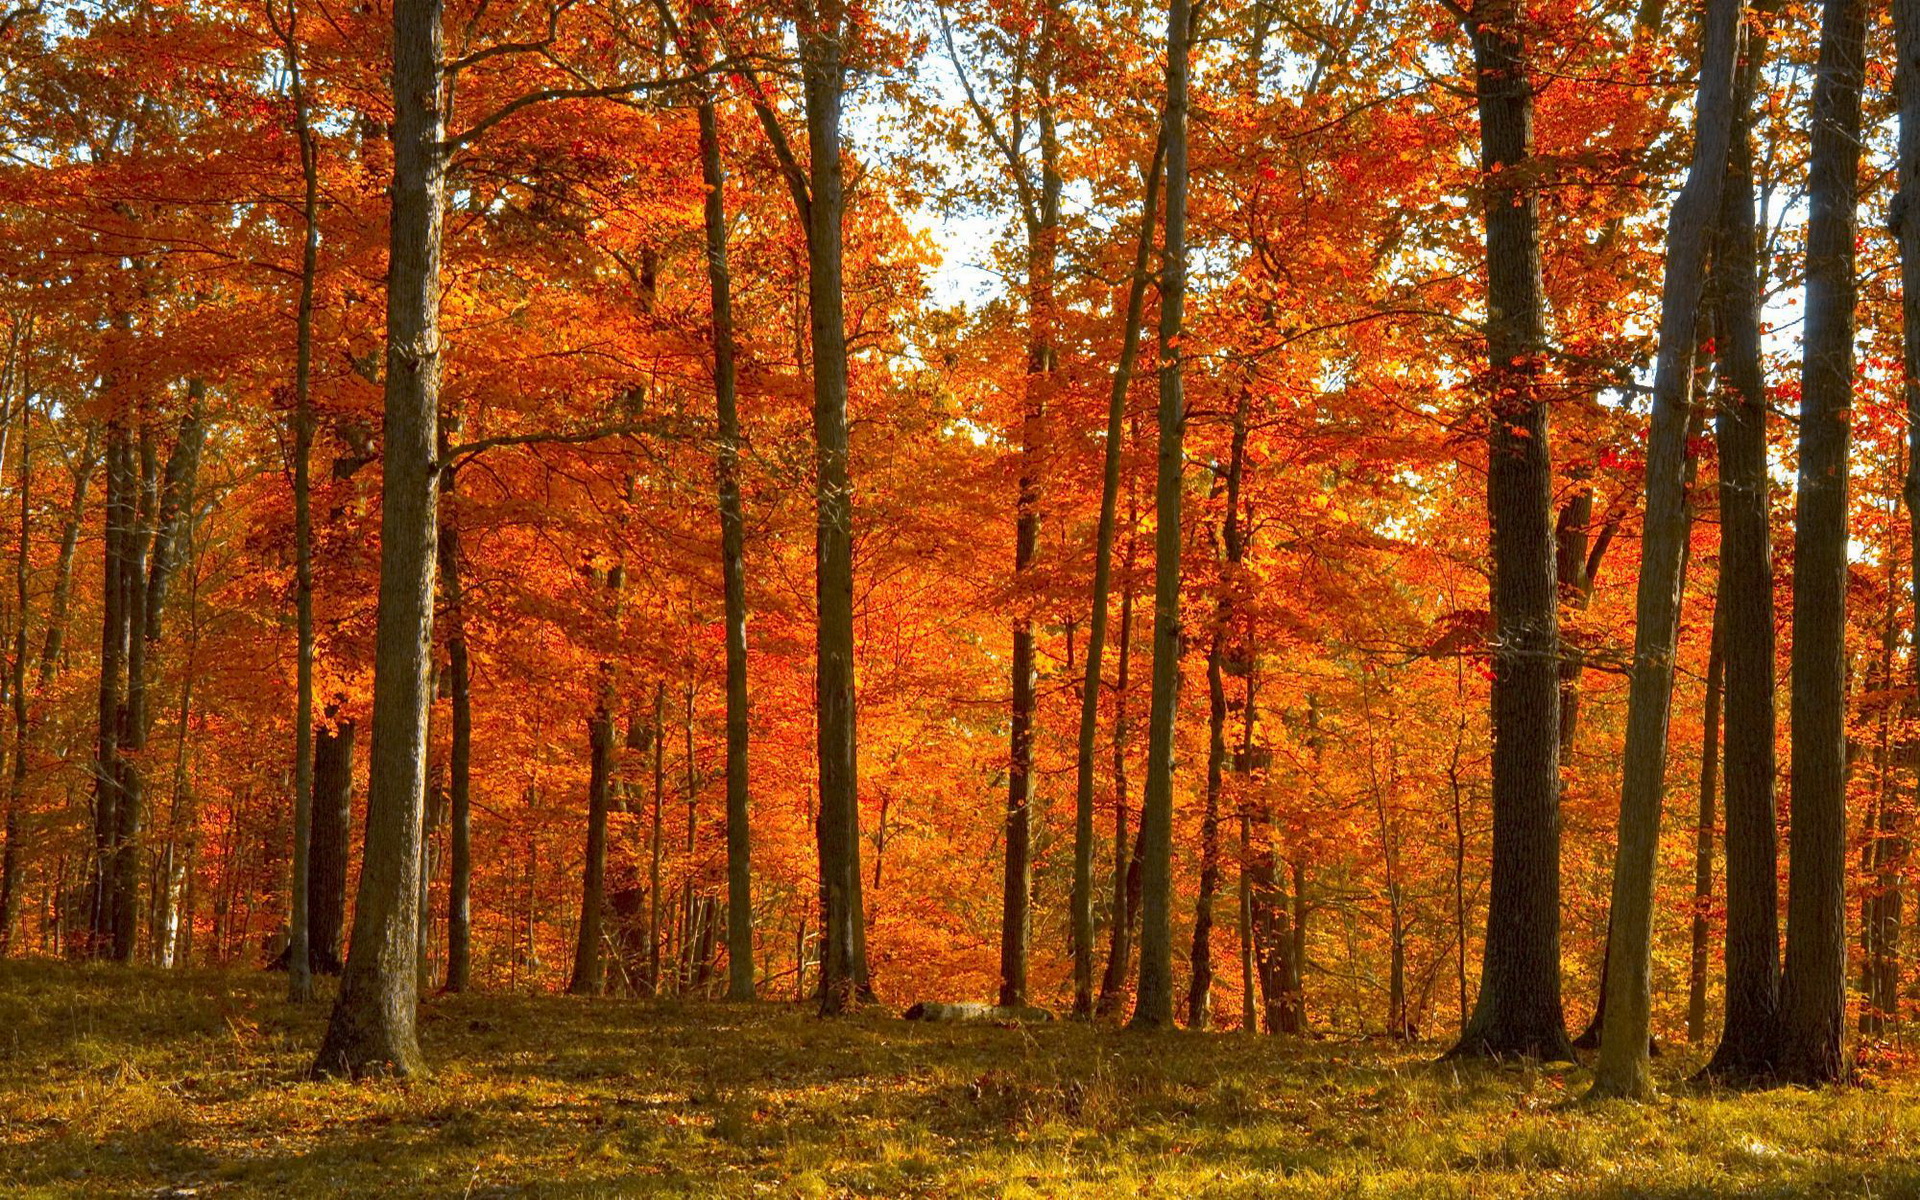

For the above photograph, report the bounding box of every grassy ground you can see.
[3,963,1919,1197]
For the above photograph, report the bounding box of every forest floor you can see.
[3,963,1919,1198]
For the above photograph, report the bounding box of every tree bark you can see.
[1188,383,1251,1029]
[1075,130,1165,1019]
[693,78,755,1006]
[1889,0,1920,1052]
[1131,0,1193,1031]
[798,0,866,1017]
[309,718,354,973]
[570,706,615,995]
[0,401,28,952]
[36,424,97,688]
[282,0,322,1004]
[438,466,472,993]
[1687,609,1724,1044]
[1775,0,1866,1087]
[313,0,443,1076]
[1589,0,1738,1099]
[1701,0,1783,1084]
[1095,515,1140,1018]
[1447,0,1572,1062]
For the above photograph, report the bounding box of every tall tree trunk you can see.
[1589,0,1738,1100]
[88,424,130,958]
[1188,383,1251,1028]
[799,0,865,1017]
[648,680,665,994]
[1448,0,1571,1062]
[1687,609,1725,1044]
[313,0,444,1076]
[282,0,322,1004]
[694,81,756,1006]
[437,468,472,993]
[1861,551,1902,1036]
[1702,0,1783,1084]
[309,718,354,973]
[1890,0,1920,1053]
[1075,132,1165,1019]
[570,706,615,995]
[1187,629,1224,1028]
[1775,0,1867,1087]
[997,0,1063,1013]
[1130,0,1194,1032]
[1095,517,1141,1018]
[36,425,97,688]
[0,401,27,952]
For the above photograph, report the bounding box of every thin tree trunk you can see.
[37,425,97,688]
[312,0,443,1076]
[693,81,755,1006]
[89,424,130,958]
[799,0,865,1017]
[1775,0,1867,1087]
[648,680,665,994]
[1095,515,1140,1018]
[1131,0,1194,1032]
[1688,608,1725,1044]
[1890,0,1920,1050]
[438,467,472,993]
[1188,628,1225,1028]
[1077,133,1165,1019]
[0,400,28,951]
[1590,0,1738,1099]
[1188,381,1251,1028]
[1447,0,1572,1063]
[570,706,615,995]
[280,0,322,1004]
[1703,0,1783,1084]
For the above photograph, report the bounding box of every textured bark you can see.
[1447,0,1571,1063]
[1702,1,1782,1083]
[1590,0,1738,1099]
[569,708,615,995]
[1775,0,1866,1087]
[437,468,472,994]
[308,718,354,974]
[1187,629,1225,1028]
[798,0,865,1016]
[1095,530,1140,1019]
[1688,611,1724,1044]
[1131,0,1192,1031]
[693,83,755,1005]
[1074,132,1164,1019]
[36,425,97,688]
[313,0,443,1076]
[0,403,28,952]
[647,681,665,993]
[1188,383,1250,1029]
[995,0,1062,1013]
[87,424,129,957]
[1889,0,1920,1051]
[283,3,321,1004]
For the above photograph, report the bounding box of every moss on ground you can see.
[1,961,1916,1197]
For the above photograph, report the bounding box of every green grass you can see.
[2,962,1918,1197]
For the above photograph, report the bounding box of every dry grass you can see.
[2,961,1918,1197]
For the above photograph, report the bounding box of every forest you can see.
[0,0,1916,1188]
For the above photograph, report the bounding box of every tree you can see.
[312,0,446,1076]
[1589,0,1739,1099]
[1131,0,1193,1031]
[1702,0,1783,1085]
[1446,0,1571,1063]
[1775,0,1869,1087]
